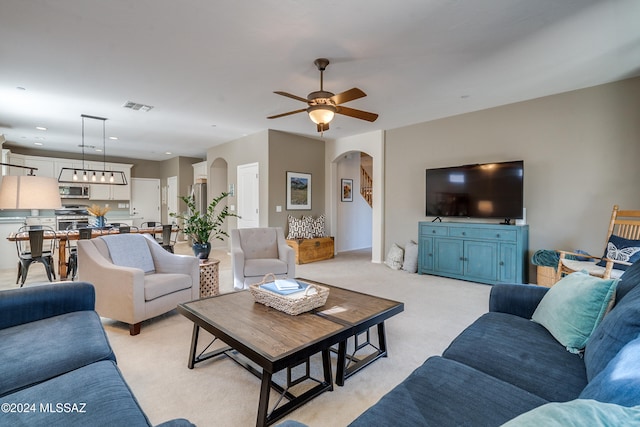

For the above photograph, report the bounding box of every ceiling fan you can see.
[267,58,378,133]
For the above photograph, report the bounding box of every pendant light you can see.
[58,114,127,185]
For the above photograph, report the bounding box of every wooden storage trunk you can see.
[286,237,335,264]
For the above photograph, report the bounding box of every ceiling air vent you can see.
[122,101,154,112]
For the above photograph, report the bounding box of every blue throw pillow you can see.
[584,282,640,381]
[580,335,640,406]
[500,399,640,426]
[531,271,618,354]
[596,235,640,271]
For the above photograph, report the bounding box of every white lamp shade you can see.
[0,176,62,209]
[308,106,336,125]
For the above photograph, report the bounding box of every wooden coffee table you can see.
[177,278,403,426]
[307,280,405,386]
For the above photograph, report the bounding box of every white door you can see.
[130,178,161,227]
[237,163,259,228]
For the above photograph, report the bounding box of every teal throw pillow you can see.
[500,399,640,426]
[531,271,618,354]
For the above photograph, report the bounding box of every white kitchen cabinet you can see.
[193,161,207,183]
[89,163,132,201]
[23,157,55,178]
[0,220,25,269]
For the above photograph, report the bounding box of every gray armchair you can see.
[77,233,199,335]
[231,227,295,290]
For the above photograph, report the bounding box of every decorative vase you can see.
[192,242,211,260]
[96,216,106,228]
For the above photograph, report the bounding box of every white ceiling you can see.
[1,0,639,161]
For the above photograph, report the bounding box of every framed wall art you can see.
[286,171,312,210]
[341,178,353,202]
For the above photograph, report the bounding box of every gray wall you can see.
[384,76,640,280]
[268,130,325,229]
[206,130,270,231]
[205,129,325,233]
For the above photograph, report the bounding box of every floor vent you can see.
[123,101,154,112]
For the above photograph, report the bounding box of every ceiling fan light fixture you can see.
[307,104,336,125]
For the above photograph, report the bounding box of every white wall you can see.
[336,153,372,252]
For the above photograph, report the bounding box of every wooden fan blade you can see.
[274,91,309,103]
[336,106,379,122]
[330,88,366,105]
[267,108,307,119]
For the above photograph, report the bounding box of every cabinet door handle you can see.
[499,261,505,266]
[428,253,433,257]
[461,232,466,236]
[496,234,500,238]
[432,230,436,233]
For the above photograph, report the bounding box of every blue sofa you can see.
[344,260,640,426]
[0,282,193,427]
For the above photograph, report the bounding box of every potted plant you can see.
[170,192,238,260]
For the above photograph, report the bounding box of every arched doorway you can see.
[336,151,373,252]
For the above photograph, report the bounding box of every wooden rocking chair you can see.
[556,205,640,281]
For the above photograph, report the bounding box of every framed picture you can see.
[341,178,353,202]
[286,171,312,210]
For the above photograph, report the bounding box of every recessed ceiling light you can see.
[95,148,103,152]
[165,151,172,155]
[34,142,43,146]
[35,126,47,131]
[108,136,118,140]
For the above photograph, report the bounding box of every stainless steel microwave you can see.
[59,185,90,198]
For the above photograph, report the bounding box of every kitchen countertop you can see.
[0,217,27,224]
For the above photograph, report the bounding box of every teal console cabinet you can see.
[418,222,529,285]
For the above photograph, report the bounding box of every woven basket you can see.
[250,273,329,315]
[537,266,557,287]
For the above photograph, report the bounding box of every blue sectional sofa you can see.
[0,282,193,427]
[345,261,640,426]
[282,260,640,426]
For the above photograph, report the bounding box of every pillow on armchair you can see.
[595,235,640,271]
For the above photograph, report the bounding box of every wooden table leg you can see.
[58,239,68,279]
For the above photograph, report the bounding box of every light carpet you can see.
[0,244,491,427]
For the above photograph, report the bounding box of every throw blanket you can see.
[101,234,155,273]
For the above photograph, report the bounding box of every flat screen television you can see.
[425,160,524,222]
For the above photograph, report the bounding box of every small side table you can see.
[199,259,220,298]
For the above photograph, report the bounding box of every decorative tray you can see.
[249,273,329,315]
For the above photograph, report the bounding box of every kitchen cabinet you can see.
[7,154,132,200]
[88,163,131,201]
[0,219,25,269]
[418,222,529,285]
[23,156,55,178]
[192,161,207,183]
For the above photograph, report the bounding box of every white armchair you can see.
[77,233,199,335]
[231,227,295,290]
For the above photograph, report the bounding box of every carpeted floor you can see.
[0,242,491,427]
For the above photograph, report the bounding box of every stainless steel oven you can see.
[56,215,90,231]
[55,206,90,230]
